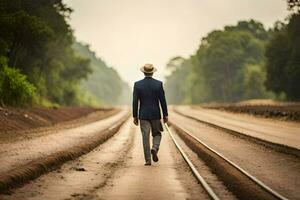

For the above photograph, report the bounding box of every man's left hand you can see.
[163,116,168,123]
[133,117,139,126]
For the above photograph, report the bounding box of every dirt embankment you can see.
[200,102,300,122]
[0,106,114,132]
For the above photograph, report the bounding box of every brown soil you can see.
[98,123,208,200]
[171,124,276,200]
[170,111,300,199]
[199,104,300,121]
[0,119,207,200]
[0,109,129,193]
[0,119,135,199]
[175,106,300,151]
[0,106,113,132]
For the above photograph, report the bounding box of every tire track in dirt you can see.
[97,123,209,200]
[170,111,300,199]
[0,118,135,200]
[0,109,129,193]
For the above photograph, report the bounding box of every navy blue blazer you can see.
[132,77,168,120]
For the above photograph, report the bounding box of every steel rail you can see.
[164,123,220,200]
[170,122,289,200]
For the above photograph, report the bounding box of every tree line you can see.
[165,1,300,104]
[74,42,130,106]
[0,0,129,106]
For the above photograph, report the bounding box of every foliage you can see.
[287,0,300,12]
[0,57,36,106]
[0,0,129,106]
[166,3,300,104]
[243,64,271,99]
[73,42,131,105]
[165,1,300,103]
[265,13,300,100]
[0,0,105,106]
[165,20,272,104]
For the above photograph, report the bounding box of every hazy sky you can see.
[64,0,288,85]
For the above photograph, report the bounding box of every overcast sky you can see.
[64,0,289,85]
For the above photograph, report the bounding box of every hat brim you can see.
[140,67,157,73]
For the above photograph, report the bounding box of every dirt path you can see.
[170,111,300,199]
[0,106,115,132]
[98,123,208,200]
[175,106,300,149]
[1,119,207,200]
[0,118,135,200]
[0,108,119,143]
[0,108,128,185]
[201,101,300,121]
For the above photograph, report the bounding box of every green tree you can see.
[73,42,130,105]
[165,20,272,103]
[265,13,300,100]
[0,57,36,106]
[165,57,189,104]
[225,20,270,40]
[243,64,270,99]
[200,31,265,101]
[0,0,92,105]
[287,0,300,11]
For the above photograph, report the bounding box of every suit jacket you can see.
[132,77,168,120]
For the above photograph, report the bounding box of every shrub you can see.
[0,58,36,106]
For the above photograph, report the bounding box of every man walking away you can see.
[132,63,168,166]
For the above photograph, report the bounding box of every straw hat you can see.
[140,63,157,73]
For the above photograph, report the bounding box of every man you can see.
[132,63,168,166]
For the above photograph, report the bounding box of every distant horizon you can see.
[65,0,289,85]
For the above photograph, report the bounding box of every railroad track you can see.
[173,108,300,158]
[164,123,288,200]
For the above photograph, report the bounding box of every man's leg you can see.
[140,120,151,164]
[150,120,162,162]
[152,132,162,152]
[151,120,162,152]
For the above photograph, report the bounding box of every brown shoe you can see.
[144,161,151,166]
[151,149,159,162]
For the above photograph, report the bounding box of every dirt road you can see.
[98,122,208,200]
[0,119,135,200]
[170,108,300,199]
[1,106,299,199]
[0,108,128,192]
[1,119,207,200]
[175,105,300,150]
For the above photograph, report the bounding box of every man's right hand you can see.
[133,117,139,126]
[163,116,168,123]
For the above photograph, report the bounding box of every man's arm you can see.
[158,82,168,122]
[132,83,139,125]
